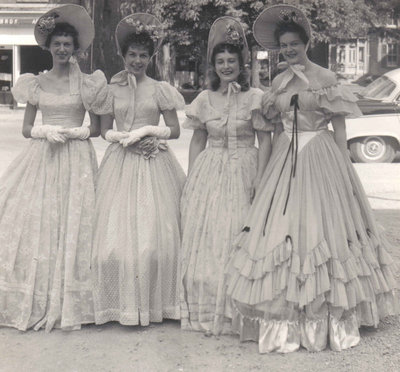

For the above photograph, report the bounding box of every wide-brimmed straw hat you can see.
[115,13,164,57]
[207,16,249,64]
[253,4,311,50]
[34,4,94,51]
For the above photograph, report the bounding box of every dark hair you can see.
[121,32,155,57]
[208,43,249,92]
[45,22,80,50]
[274,21,309,46]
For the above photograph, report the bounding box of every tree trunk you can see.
[91,0,124,80]
[156,44,175,85]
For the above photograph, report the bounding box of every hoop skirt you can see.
[180,87,274,334]
[226,67,398,352]
[0,65,110,331]
[91,78,186,325]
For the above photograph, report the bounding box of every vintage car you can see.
[346,68,400,163]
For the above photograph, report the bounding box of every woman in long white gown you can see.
[226,4,398,353]
[180,17,273,335]
[0,5,110,332]
[91,13,186,326]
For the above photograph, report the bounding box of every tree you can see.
[86,0,397,79]
[90,0,170,79]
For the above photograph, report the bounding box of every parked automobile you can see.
[346,68,400,163]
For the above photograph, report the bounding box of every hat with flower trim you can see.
[253,4,311,50]
[34,4,94,51]
[207,16,249,64]
[115,13,164,57]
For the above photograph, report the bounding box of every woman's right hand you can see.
[31,125,67,143]
[105,129,129,143]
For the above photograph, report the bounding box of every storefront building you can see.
[0,1,83,106]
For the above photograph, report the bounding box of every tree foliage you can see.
[89,0,398,79]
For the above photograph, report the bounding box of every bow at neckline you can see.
[216,81,242,160]
[110,70,137,89]
[110,70,137,130]
[277,63,310,93]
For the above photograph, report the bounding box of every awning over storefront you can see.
[0,4,57,46]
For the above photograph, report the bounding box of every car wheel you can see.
[349,136,396,163]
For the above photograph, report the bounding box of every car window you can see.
[362,76,396,99]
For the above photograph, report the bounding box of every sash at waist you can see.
[121,137,168,159]
[208,138,255,149]
[283,129,327,153]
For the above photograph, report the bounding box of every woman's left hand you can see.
[120,132,141,147]
[59,127,90,140]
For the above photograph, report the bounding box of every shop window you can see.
[0,49,11,90]
[0,48,12,105]
[338,47,346,64]
[381,42,399,67]
[387,43,398,67]
[359,46,364,62]
[349,48,356,64]
[20,46,52,74]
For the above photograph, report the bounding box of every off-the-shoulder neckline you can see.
[274,83,341,95]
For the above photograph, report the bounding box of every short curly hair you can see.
[274,21,309,46]
[45,22,80,50]
[121,32,155,57]
[208,43,249,92]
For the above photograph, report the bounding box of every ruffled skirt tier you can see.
[181,145,258,334]
[0,139,97,332]
[226,130,398,352]
[91,143,185,326]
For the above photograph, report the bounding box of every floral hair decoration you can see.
[279,10,299,23]
[34,5,94,51]
[253,4,312,50]
[225,24,243,47]
[207,16,249,64]
[124,18,164,44]
[36,13,59,35]
[115,13,164,57]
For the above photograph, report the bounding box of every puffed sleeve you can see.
[156,81,185,111]
[81,70,113,115]
[182,90,211,131]
[11,73,40,106]
[249,88,274,132]
[316,84,362,117]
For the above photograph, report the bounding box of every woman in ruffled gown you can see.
[226,4,398,353]
[0,5,110,332]
[180,17,273,335]
[91,13,186,326]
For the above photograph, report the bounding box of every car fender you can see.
[345,115,400,144]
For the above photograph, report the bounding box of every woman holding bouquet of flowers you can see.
[91,13,186,326]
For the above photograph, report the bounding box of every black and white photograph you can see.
[0,0,399,371]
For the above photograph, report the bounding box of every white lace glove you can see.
[120,126,171,147]
[59,127,91,140]
[31,125,67,143]
[105,130,129,143]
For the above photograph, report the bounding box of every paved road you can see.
[1,108,399,209]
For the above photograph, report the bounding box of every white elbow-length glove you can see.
[59,126,91,140]
[105,130,130,143]
[31,125,67,143]
[120,126,171,147]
